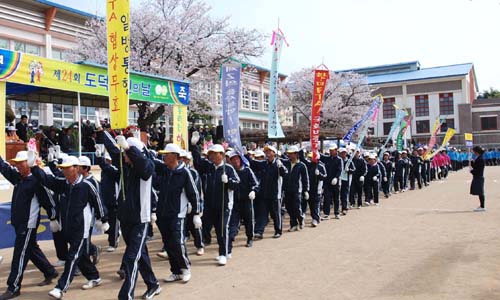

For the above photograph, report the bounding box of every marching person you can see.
[246,145,288,239]
[0,151,59,300]
[228,151,259,248]
[301,151,327,226]
[365,153,382,206]
[420,146,431,186]
[320,144,342,220]
[394,151,407,193]
[154,143,201,283]
[349,149,366,208]
[409,149,423,190]
[281,146,310,231]
[381,152,393,198]
[102,132,161,300]
[339,148,355,216]
[30,154,107,299]
[470,146,486,212]
[190,132,240,266]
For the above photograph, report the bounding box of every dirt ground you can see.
[0,167,499,300]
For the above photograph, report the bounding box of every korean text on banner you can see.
[268,31,286,138]
[221,65,249,165]
[173,105,188,150]
[310,69,330,163]
[106,0,130,129]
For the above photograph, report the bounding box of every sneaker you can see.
[254,233,263,240]
[0,290,20,300]
[214,256,221,261]
[363,202,371,207]
[321,215,330,220]
[300,219,305,228]
[116,269,125,280]
[375,203,380,206]
[196,248,204,256]
[156,251,168,259]
[82,278,103,290]
[394,191,399,194]
[52,260,65,267]
[334,214,340,219]
[48,288,63,299]
[473,207,486,212]
[37,271,59,286]
[288,226,298,232]
[181,269,191,283]
[91,246,101,265]
[218,256,227,266]
[164,274,182,283]
[246,240,253,247]
[341,210,347,216]
[106,246,116,253]
[273,233,281,239]
[142,284,161,300]
[311,220,319,227]
[0,256,3,264]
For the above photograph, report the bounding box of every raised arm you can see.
[0,155,21,185]
[31,165,66,194]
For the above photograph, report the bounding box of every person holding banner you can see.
[0,152,59,300]
[320,144,343,220]
[470,146,486,212]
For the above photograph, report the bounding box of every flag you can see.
[427,128,456,159]
[425,116,443,159]
[310,69,330,163]
[378,109,407,159]
[396,114,412,151]
[343,95,382,143]
[268,30,287,138]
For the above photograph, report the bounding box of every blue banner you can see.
[378,109,407,159]
[343,97,381,142]
[221,65,249,165]
[268,31,285,138]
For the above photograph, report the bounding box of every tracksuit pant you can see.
[209,207,232,256]
[107,206,120,248]
[229,200,255,244]
[118,222,158,300]
[323,185,340,216]
[186,212,204,249]
[7,227,57,293]
[156,217,190,275]
[56,234,99,292]
[302,192,320,222]
[284,192,303,227]
[349,179,363,207]
[52,231,68,261]
[340,180,349,211]
[394,174,404,192]
[254,196,282,235]
[382,177,391,196]
[410,169,422,190]
[365,181,379,204]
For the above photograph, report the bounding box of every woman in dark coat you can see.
[470,146,486,211]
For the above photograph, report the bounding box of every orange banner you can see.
[310,69,329,163]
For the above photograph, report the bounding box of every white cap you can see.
[264,145,277,154]
[159,143,181,155]
[208,144,225,153]
[126,137,144,151]
[11,151,28,162]
[179,149,188,158]
[339,148,348,153]
[417,147,423,151]
[78,156,92,167]
[228,150,240,158]
[329,144,338,150]
[58,155,80,168]
[368,153,377,160]
[363,152,370,157]
[402,150,408,154]
[286,145,300,153]
[7,126,16,131]
[424,145,429,150]
[254,150,265,157]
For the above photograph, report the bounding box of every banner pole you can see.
[77,92,82,157]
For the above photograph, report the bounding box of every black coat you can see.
[470,154,485,196]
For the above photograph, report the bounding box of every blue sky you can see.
[53,0,500,91]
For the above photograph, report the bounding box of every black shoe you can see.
[246,240,253,247]
[142,284,161,300]
[341,210,347,216]
[116,269,125,280]
[92,245,101,265]
[254,233,263,240]
[0,290,20,300]
[273,233,281,239]
[37,271,59,286]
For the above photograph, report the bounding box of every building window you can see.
[15,101,39,120]
[128,111,139,125]
[383,97,396,119]
[383,122,392,135]
[480,116,497,130]
[242,121,251,129]
[439,93,454,115]
[80,106,96,121]
[242,89,250,110]
[416,120,430,134]
[440,118,455,132]
[251,91,259,111]
[53,104,74,127]
[252,122,261,129]
[0,38,8,49]
[263,93,269,112]
[52,48,68,61]
[414,95,429,117]
[14,42,40,55]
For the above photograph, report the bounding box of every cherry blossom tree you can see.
[69,0,265,130]
[279,67,375,135]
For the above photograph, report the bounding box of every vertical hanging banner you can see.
[378,108,407,159]
[310,69,330,163]
[425,116,443,157]
[221,65,248,165]
[268,30,288,138]
[343,95,382,143]
[106,0,130,129]
[396,114,412,151]
[173,105,188,149]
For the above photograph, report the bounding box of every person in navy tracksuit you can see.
[190,132,240,266]
[349,150,367,208]
[0,152,58,300]
[31,154,107,299]
[319,145,342,219]
[365,154,382,205]
[339,148,355,216]
[381,152,393,198]
[246,145,288,239]
[228,151,259,248]
[300,150,326,226]
[102,132,161,300]
[281,146,310,231]
[154,143,201,283]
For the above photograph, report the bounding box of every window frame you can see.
[480,116,498,131]
[414,95,429,117]
[383,97,396,119]
[416,120,430,134]
[439,93,454,115]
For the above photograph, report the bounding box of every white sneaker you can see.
[0,256,3,264]
[214,256,221,261]
[196,248,204,256]
[52,260,65,267]
[48,288,63,299]
[156,251,168,259]
[82,278,102,290]
[227,253,232,259]
[218,256,227,266]
[106,246,116,252]
[311,220,319,227]
[321,215,330,220]
[375,203,380,206]
[181,269,191,283]
[164,274,182,283]
[473,207,486,212]
[288,226,298,232]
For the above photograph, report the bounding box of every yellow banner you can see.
[464,133,473,141]
[173,105,188,150]
[106,0,130,129]
[442,128,456,146]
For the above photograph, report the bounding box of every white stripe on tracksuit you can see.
[179,218,190,269]
[128,223,148,300]
[62,238,85,292]
[12,228,32,292]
